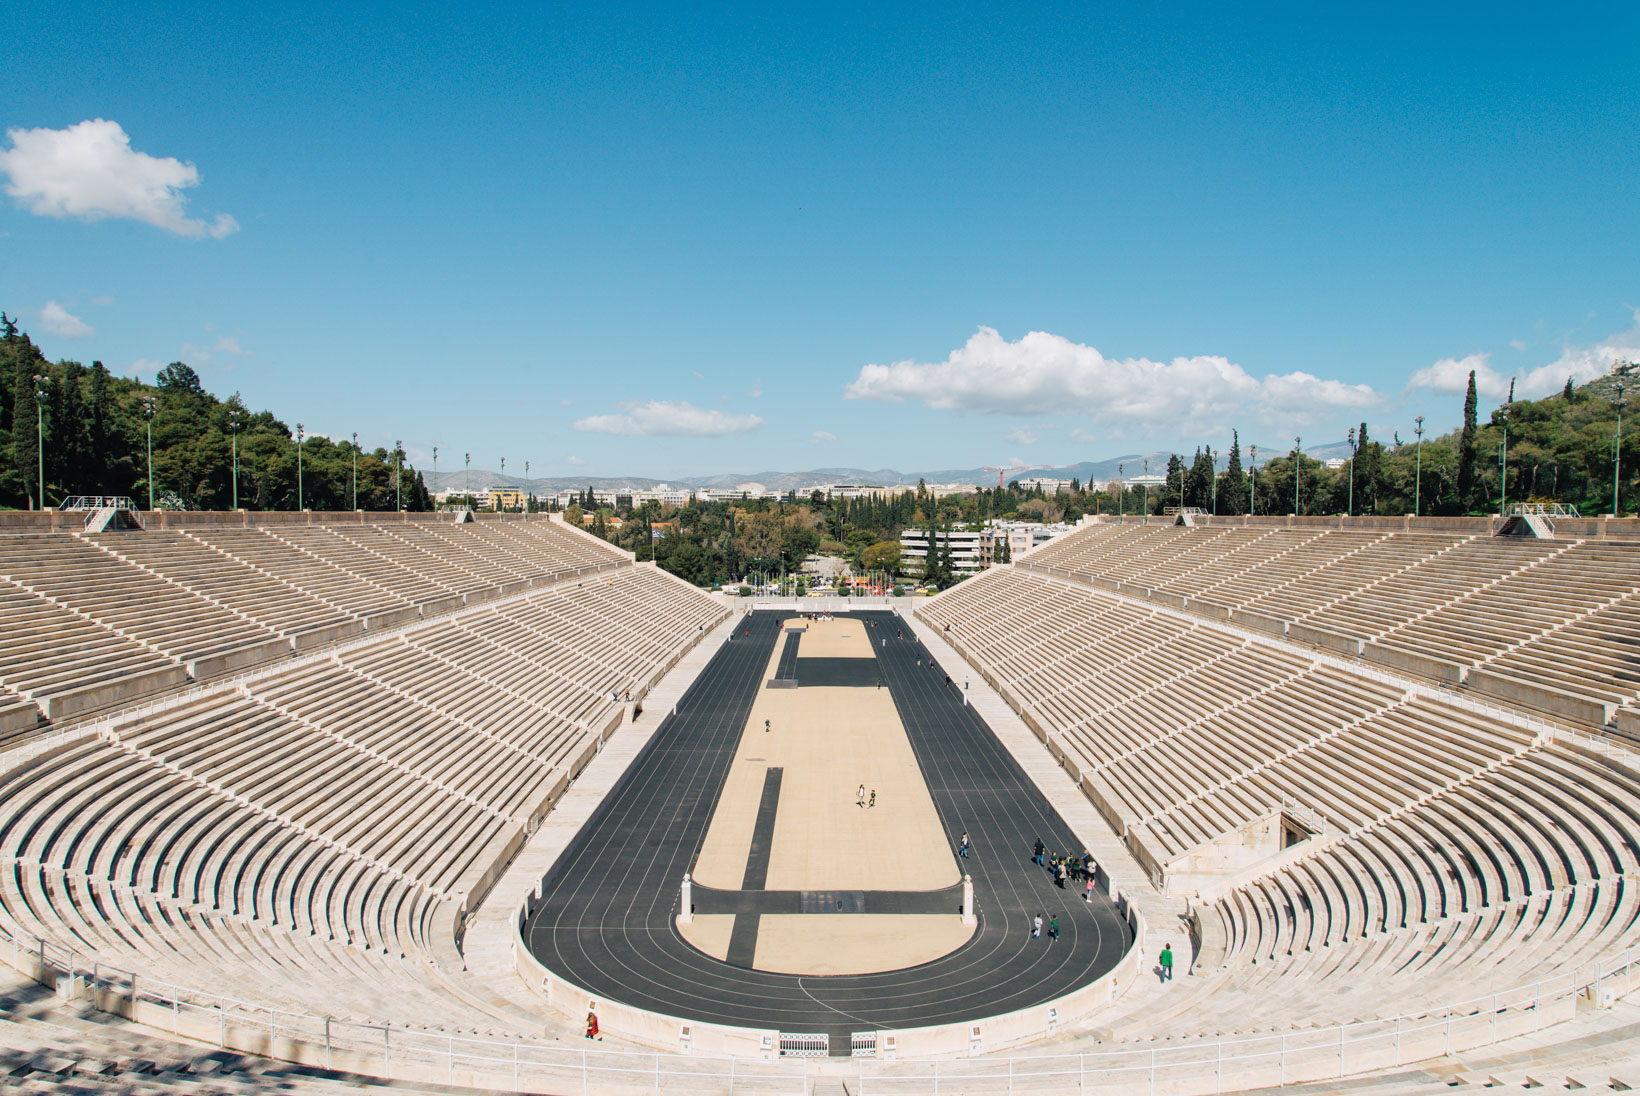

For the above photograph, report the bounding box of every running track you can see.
[521,610,1132,1050]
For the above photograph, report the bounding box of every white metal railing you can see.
[60,495,137,512]
[1278,793,1328,835]
[777,1033,829,1059]
[0,918,1633,1096]
[1506,501,1580,518]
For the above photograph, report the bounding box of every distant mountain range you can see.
[428,441,1355,495]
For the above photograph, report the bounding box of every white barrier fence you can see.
[2,915,1636,1095]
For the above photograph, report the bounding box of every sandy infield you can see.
[693,617,958,892]
[681,616,974,974]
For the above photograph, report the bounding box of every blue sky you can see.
[3,2,1637,480]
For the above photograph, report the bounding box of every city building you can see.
[898,527,992,576]
[986,520,1072,560]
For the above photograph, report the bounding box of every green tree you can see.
[860,540,902,574]
[1456,369,1479,513]
[156,361,205,395]
[1218,432,1248,515]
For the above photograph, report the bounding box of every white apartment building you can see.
[986,520,1071,560]
[899,528,992,577]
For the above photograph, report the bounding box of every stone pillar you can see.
[679,873,693,924]
[961,874,976,925]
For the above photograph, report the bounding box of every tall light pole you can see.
[1117,463,1124,520]
[1614,362,1634,517]
[1292,436,1302,516]
[32,374,48,510]
[500,456,506,512]
[1499,391,1512,516]
[1346,427,1356,517]
[432,446,439,510]
[229,409,244,510]
[395,439,404,511]
[141,396,157,511]
[464,451,471,506]
[1142,458,1150,518]
[296,423,305,510]
[525,460,531,512]
[1413,416,1425,517]
[1250,444,1258,515]
[1211,452,1219,516]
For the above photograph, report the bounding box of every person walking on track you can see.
[1160,943,1174,982]
[1032,913,1043,939]
[1033,838,1045,866]
[959,831,970,858]
[1049,915,1059,942]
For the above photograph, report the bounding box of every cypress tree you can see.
[1220,432,1248,515]
[87,362,114,492]
[1457,369,1479,512]
[12,350,40,508]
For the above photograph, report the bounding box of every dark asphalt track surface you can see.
[521,610,1132,1050]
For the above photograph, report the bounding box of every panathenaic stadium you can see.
[1,506,1639,1095]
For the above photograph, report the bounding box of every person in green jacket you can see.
[1048,915,1059,942]
[1159,943,1174,982]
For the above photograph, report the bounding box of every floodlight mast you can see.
[1293,437,1302,517]
[1250,445,1257,515]
[1346,427,1356,517]
[140,396,158,511]
[1413,417,1424,517]
[296,424,305,511]
[33,374,48,511]
[1615,362,1634,517]
[229,409,245,510]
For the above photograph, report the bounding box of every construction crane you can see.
[983,462,1082,490]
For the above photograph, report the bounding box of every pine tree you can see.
[1563,377,1576,402]
[1457,369,1479,513]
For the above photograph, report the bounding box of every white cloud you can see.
[573,400,763,437]
[39,300,93,337]
[559,398,573,407]
[1509,339,1527,352]
[90,295,114,307]
[749,378,763,399]
[1006,425,1044,445]
[692,370,704,379]
[129,357,162,381]
[0,119,238,238]
[844,327,1378,426]
[566,455,585,466]
[180,334,253,366]
[811,430,837,443]
[1408,317,1640,402]
[1406,353,1508,400]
